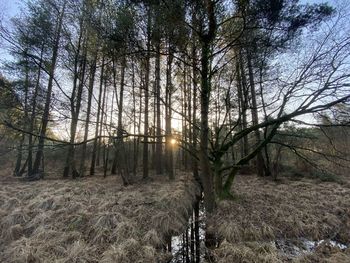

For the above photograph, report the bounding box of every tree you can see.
[0,0,349,214]
[32,0,67,176]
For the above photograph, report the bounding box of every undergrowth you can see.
[0,172,200,263]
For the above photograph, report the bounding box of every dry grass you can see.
[210,174,350,262]
[214,241,280,263]
[0,171,200,263]
[297,242,350,263]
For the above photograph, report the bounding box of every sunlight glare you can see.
[170,138,177,145]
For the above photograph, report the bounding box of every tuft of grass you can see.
[310,171,343,183]
[297,242,350,263]
[213,240,280,263]
[101,239,156,263]
[211,174,350,262]
[0,172,199,262]
[3,224,24,241]
[142,229,163,247]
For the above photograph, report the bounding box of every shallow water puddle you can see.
[169,199,206,263]
[274,238,348,259]
[167,197,349,263]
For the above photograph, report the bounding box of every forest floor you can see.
[0,170,200,263]
[210,174,350,263]
[1,169,350,263]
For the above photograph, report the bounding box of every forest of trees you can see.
[0,0,350,218]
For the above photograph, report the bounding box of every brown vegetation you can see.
[0,172,200,263]
[210,174,350,262]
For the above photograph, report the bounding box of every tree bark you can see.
[63,28,86,178]
[200,38,215,214]
[246,49,265,176]
[97,69,107,167]
[28,45,44,177]
[165,46,174,179]
[198,2,217,250]
[238,50,249,158]
[116,55,131,185]
[191,19,200,183]
[79,49,98,177]
[32,1,66,175]
[143,6,151,179]
[155,37,162,174]
[90,56,105,176]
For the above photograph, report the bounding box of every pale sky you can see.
[0,0,23,20]
[0,0,335,20]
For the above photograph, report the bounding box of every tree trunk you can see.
[79,49,98,177]
[155,38,162,174]
[90,56,105,176]
[191,25,199,183]
[97,69,107,167]
[32,2,66,175]
[14,134,25,177]
[238,50,249,158]
[183,63,188,169]
[63,29,86,178]
[199,38,215,214]
[165,46,174,179]
[132,62,138,177]
[143,6,151,179]
[116,55,131,186]
[28,45,44,177]
[18,56,29,177]
[246,50,265,176]
[111,59,119,175]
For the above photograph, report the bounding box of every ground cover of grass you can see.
[0,172,200,263]
[210,175,350,263]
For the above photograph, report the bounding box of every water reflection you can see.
[166,198,348,263]
[274,238,348,259]
[169,199,206,263]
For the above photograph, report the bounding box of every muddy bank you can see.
[0,172,200,263]
[209,174,350,262]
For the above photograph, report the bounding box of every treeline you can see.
[0,0,350,212]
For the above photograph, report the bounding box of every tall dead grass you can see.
[211,175,350,262]
[0,171,200,262]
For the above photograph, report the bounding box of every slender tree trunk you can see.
[198,1,217,250]
[200,38,215,214]
[155,38,162,174]
[111,59,119,175]
[116,55,131,185]
[79,49,98,177]
[238,50,249,158]
[137,69,143,175]
[132,62,138,177]
[32,2,66,175]
[143,6,151,179]
[105,90,115,178]
[14,134,25,177]
[194,199,200,263]
[152,76,156,170]
[28,45,44,177]
[185,226,190,262]
[63,30,86,178]
[188,64,192,171]
[16,57,29,177]
[191,27,199,183]
[165,46,174,179]
[90,56,105,175]
[183,63,188,169]
[96,69,107,167]
[190,213,195,262]
[246,50,265,176]
[236,57,245,159]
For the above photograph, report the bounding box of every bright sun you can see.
[170,138,177,145]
